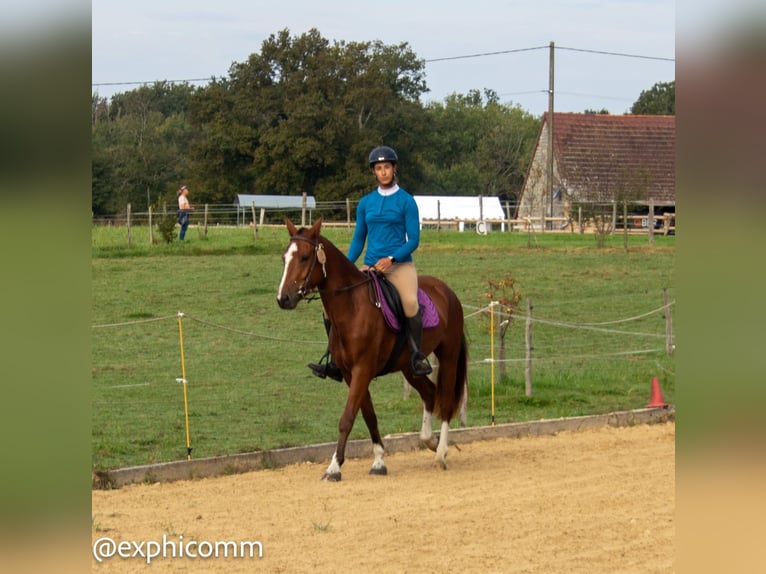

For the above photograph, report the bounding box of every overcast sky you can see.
[92,0,676,116]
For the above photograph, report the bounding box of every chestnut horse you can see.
[277,217,468,481]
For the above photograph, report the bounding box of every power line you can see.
[92,77,213,88]
[557,46,674,62]
[424,45,548,63]
[91,44,673,88]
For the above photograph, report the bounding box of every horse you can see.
[276,217,468,481]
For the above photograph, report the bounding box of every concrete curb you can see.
[95,406,675,489]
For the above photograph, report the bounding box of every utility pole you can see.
[547,41,555,231]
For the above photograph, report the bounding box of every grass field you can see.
[92,222,675,470]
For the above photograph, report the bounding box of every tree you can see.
[630,80,675,115]
[422,90,539,201]
[91,84,196,214]
[187,29,429,204]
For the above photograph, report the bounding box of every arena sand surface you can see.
[92,422,675,573]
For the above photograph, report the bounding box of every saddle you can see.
[366,271,440,378]
[367,271,440,333]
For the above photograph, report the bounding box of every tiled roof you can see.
[546,113,675,203]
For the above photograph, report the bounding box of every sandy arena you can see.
[92,422,674,573]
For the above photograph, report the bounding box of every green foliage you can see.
[92,226,675,469]
[155,210,177,244]
[630,80,675,115]
[91,29,542,214]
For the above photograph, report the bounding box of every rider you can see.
[308,145,432,380]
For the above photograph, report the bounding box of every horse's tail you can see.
[436,331,468,422]
[454,331,468,413]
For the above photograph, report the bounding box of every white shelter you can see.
[413,196,507,232]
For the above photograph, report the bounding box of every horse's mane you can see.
[312,231,367,280]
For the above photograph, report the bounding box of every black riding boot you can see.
[406,309,432,376]
[307,318,343,382]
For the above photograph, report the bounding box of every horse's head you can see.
[276,217,326,309]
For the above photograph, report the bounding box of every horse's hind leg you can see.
[404,371,438,452]
[435,420,450,470]
[360,390,387,476]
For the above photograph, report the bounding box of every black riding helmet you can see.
[368,146,398,168]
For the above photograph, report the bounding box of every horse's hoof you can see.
[321,472,342,482]
[440,460,447,471]
[369,466,388,476]
[419,438,438,452]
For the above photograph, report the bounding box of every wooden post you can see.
[148,204,153,245]
[648,198,655,245]
[301,192,307,227]
[611,201,617,234]
[346,198,352,232]
[203,204,208,239]
[663,288,674,355]
[525,298,533,397]
[126,203,132,247]
[505,200,512,232]
[437,200,441,232]
[546,40,555,233]
[479,194,484,224]
[259,208,266,226]
[623,198,628,251]
[251,203,257,242]
[578,205,583,234]
[498,319,509,381]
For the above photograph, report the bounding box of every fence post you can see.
[251,203,257,242]
[346,198,351,232]
[148,204,153,245]
[648,198,655,245]
[623,198,628,251]
[663,288,674,355]
[127,203,132,247]
[525,298,533,397]
[437,200,441,232]
[611,201,617,234]
[578,205,583,234]
[204,204,208,239]
[259,208,266,226]
[301,192,307,227]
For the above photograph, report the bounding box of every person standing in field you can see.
[177,185,194,240]
[308,145,431,380]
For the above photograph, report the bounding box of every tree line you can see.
[91,28,673,216]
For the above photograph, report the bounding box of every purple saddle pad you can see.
[370,272,440,333]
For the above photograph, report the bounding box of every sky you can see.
[91,0,677,116]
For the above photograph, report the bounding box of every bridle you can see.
[288,234,327,299]
[286,234,372,300]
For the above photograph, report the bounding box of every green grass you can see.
[92,223,675,470]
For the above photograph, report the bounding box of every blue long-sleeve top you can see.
[347,186,421,266]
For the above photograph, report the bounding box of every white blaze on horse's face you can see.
[277,242,299,308]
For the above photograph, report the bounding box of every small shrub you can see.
[156,212,177,244]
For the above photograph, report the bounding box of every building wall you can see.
[516,125,569,226]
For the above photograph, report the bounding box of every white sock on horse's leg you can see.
[419,407,437,451]
[435,420,450,470]
[369,442,387,475]
[325,452,341,476]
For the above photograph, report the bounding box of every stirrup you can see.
[411,352,432,376]
[307,352,343,382]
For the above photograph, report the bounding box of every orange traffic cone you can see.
[646,376,667,408]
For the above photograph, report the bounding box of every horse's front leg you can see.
[360,390,387,476]
[322,377,369,482]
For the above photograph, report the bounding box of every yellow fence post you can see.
[177,312,192,460]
